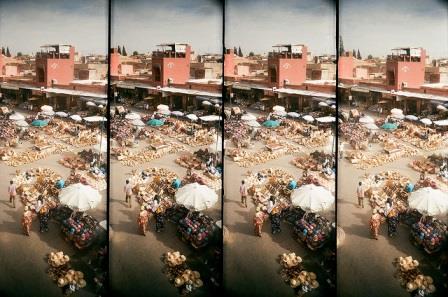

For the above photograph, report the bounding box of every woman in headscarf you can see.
[369,212,382,240]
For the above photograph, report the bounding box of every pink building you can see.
[267,44,307,87]
[224,48,235,77]
[386,47,426,90]
[338,52,355,79]
[110,48,120,76]
[35,44,75,87]
[151,43,191,87]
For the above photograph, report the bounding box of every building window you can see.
[269,67,277,83]
[153,65,161,82]
[37,67,45,83]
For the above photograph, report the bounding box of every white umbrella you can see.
[84,116,107,122]
[318,102,329,107]
[420,118,432,125]
[214,104,220,108]
[408,187,448,216]
[363,123,379,130]
[9,113,25,121]
[175,182,218,211]
[55,111,68,118]
[302,115,314,122]
[391,113,405,120]
[246,120,261,127]
[390,108,403,115]
[40,105,53,112]
[273,110,287,116]
[359,116,374,124]
[41,110,55,116]
[202,101,212,106]
[98,105,104,108]
[59,183,102,212]
[125,113,141,120]
[291,184,335,212]
[93,138,108,153]
[131,119,146,127]
[405,115,418,121]
[15,120,29,127]
[171,111,184,117]
[437,105,447,111]
[434,119,448,126]
[157,104,169,111]
[272,105,285,112]
[70,115,82,122]
[316,116,336,123]
[186,114,198,121]
[157,109,171,116]
[331,105,336,109]
[86,101,96,107]
[200,115,222,122]
[287,112,300,118]
[241,114,257,121]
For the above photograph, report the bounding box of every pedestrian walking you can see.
[8,180,17,208]
[124,180,132,208]
[357,181,365,208]
[369,213,381,240]
[239,180,248,208]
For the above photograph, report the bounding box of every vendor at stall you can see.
[268,196,281,234]
[386,202,399,237]
[369,212,382,240]
[21,207,33,236]
[152,196,165,233]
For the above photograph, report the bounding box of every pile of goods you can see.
[177,128,216,147]
[111,119,135,146]
[0,119,18,143]
[279,253,319,294]
[14,168,62,208]
[61,213,98,249]
[393,123,445,151]
[112,142,186,166]
[163,251,203,295]
[410,217,447,254]
[362,171,410,215]
[292,151,334,171]
[176,153,204,170]
[345,142,418,170]
[224,119,251,147]
[130,168,178,205]
[67,130,100,148]
[0,147,16,160]
[339,123,369,149]
[47,251,86,295]
[296,129,332,148]
[5,143,70,166]
[410,158,439,174]
[59,149,101,170]
[393,256,436,294]
[227,144,298,167]
[246,168,294,205]
[178,212,216,248]
[294,214,334,250]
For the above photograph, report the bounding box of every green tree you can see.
[367,54,373,60]
[238,46,243,57]
[117,45,122,55]
[6,47,11,57]
[233,46,237,54]
[122,45,127,56]
[1,47,5,55]
[132,50,138,56]
[352,49,356,57]
[17,52,23,57]
[249,51,254,57]
[357,49,362,60]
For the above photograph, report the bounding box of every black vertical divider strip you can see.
[106,0,112,294]
[335,0,339,292]
[220,0,226,294]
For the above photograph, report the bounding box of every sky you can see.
[0,0,108,55]
[112,0,222,55]
[226,0,336,56]
[340,0,448,58]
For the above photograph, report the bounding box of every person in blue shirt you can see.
[288,180,297,190]
[405,182,414,193]
[56,179,65,189]
[172,178,181,189]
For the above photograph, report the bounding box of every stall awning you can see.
[0,84,20,91]
[232,84,252,91]
[144,96,156,100]
[351,86,370,93]
[27,97,40,101]
[259,97,272,101]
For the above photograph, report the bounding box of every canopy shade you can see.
[408,187,448,216]
[9,113,25,121]
[291,184,335,212]
[175,182,218,211]
[147,119,164,127]
[125,113,141,120]
[59,183,102,212]
[262,120,280,128]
